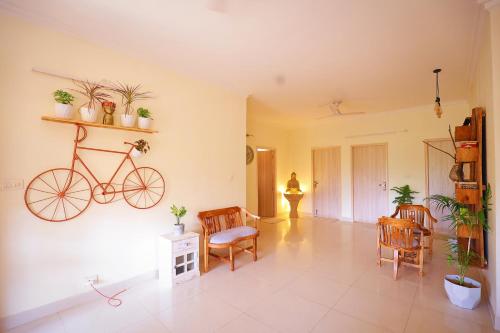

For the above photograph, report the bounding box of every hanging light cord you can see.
[434,69,441,104]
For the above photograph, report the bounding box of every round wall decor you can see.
[246,145,254,165]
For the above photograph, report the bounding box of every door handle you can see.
[378,181,387,191]
[313,181,319,188]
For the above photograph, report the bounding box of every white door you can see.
[352,144,389,223]
[312,147,341,219]
[425,139,455,236]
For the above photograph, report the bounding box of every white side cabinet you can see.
[158,232,200,287]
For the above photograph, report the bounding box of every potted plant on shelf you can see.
[130,139,150,158]
[170,204,187,235]
[391,185,418,206]
[72,80,111,123]
[53,89,75,119]
[428,185,491,309]
[111,83,152,127]
[137,107,153,130]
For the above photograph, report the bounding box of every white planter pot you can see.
[120,114,136,127]
[173,224,185,236]
[444,274,481,309]
[54,103,73,119]
[137,116,152,129]
[130,148,143,158]
[80,107,98,123]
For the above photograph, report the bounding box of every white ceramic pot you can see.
[444,274,481,309]
[130,148,143,158]
[120,114,136,127]
[80,107,98,123]
[137,116,152,129]
[173,224,185,236]
[54,103,73,119]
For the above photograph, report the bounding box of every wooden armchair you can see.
[391,204,437,255]
[377,217,424,279]
[198,206,260,272]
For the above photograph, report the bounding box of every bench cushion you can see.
[209,226,257,244]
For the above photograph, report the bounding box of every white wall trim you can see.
[0,270,157,331]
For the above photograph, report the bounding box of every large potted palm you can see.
[391,185,418,206]
[428,185,490,309]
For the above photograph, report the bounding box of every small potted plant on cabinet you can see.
[171,204,187,235]
[72,80,111,123]
[53,90,75,119]
[130,139,150,158]
[391,185,418,206]
[428,185,490,309]
[111,83,152,127]
[137,107,153,129]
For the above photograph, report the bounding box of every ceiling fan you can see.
[317,100,365,119]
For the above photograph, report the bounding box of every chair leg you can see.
[204,239,209,273]
[229,245,234,271]
[393,249,399,280]
[428,235,433,256]
[419,248,424,277]
[377,242,381,266]
[253,238,258,261]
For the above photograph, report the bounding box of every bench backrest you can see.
[198,206,244,236]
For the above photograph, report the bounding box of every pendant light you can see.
[433,68,442,118]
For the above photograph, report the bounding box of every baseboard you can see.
[0,270,157,331]
[479,269,499,331]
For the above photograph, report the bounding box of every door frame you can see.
[256,146,277,217]
[351,142,389,222]
[423,138,451,208]
[311,145,342,218]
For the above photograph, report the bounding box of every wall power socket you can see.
[84,274,99,286]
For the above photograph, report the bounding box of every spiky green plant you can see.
[137,107,152,118]
[111,83,152,115]
[170,204,187,225]
[391,185,418,205]
[71,80,111,111]
[428,184,491,286]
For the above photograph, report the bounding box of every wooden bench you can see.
[198,206,260,272]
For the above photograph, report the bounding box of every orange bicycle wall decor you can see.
[24,125,165,222]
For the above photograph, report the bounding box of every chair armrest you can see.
[424,207,438,224]
[390,207,400,218]
[241,207,260,229]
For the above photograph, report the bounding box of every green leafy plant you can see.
[170,204,187,225]
[134,139,150,154]
[53,90,75,105]
[428,184,491,286]
[111,83,152,115]
[71,80,111,111]
[137,107,152,119]
[391,185,418,205]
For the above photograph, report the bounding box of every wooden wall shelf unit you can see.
[41,116,158,134]
[454,107,486,267]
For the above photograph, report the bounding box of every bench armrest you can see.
[241,207,260,229]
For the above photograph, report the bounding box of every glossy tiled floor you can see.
[7,217,496,333]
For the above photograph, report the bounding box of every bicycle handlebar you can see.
[123,142,136,146]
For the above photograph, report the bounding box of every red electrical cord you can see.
[89,282,127,307]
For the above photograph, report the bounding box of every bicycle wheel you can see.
[25,168,92,222]
[123,167,165,209]
[93,183,116,204]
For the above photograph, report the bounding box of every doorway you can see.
[257,148,276,217]
[352,143,388,223]
[425,138,455,236]
[312,146,341,219]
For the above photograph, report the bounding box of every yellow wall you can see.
[288,101,470,220]
[0,14,246,317]
[246,98,290,216]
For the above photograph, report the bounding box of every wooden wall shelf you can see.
[41,116,158,134]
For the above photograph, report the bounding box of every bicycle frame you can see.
[63,125,145,195]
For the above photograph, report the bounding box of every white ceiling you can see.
[0,0,482,122]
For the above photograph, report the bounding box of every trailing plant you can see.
[111,83,152,116]
[391,185,418,205]
[134,139,150,154]
[428,184,491,286]
[137,107,152,119]
[170,204,187,225]
[71,80,111,111]
[53,90,74,105]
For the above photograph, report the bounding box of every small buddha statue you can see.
[102,101,116,125]
[286,172,302,193]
